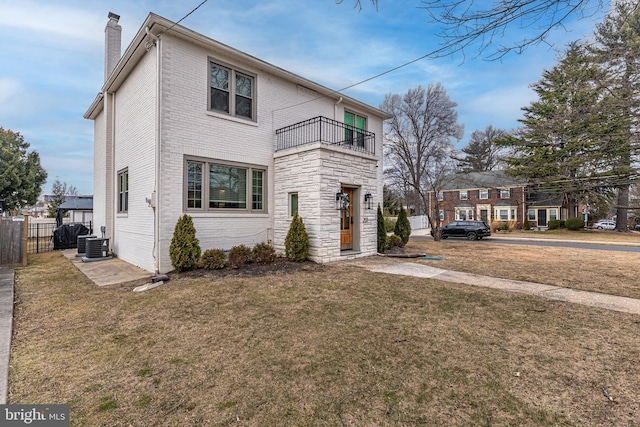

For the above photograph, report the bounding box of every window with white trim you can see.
[437,192,444,201]
[500,189,511,198]
[455,208,474,220]
[459,190,469,200]
[528,209,536,221]
[209,61,255,120]
[479,189,489,199]
[549,209,558,221]
[117,169,128,213]
[439,210,445,220]
[498,209,509,220]
[185,158,266,212]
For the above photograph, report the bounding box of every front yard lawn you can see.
[9,250,640,426]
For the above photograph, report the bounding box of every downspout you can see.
[334,96,343,121]
[146,27,165,277]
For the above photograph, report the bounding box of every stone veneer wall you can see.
[274,142,379,263]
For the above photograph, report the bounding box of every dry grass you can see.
[404,239,640,299]
[497,228,640,243]
[9,250,640,426]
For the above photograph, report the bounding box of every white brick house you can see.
[85,12,390,274]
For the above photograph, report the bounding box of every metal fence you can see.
[26,220,93,254]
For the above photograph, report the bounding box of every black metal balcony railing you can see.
[276,116,375,155]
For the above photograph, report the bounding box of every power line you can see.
[156,0,210,38]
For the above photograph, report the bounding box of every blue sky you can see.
[0,0,608,196]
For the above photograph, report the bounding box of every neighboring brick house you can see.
[85,13,390,273]
[428,171,570,228]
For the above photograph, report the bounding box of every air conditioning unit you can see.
[76,235,97,257]
[85,237,110,259]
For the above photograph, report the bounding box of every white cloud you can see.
[0,1,104,45]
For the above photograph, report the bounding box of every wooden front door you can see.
[340,187,353,250]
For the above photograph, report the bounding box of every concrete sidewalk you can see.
[0,269,14,405]
[369,261,640,315]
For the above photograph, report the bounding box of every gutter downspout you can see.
[334,96,343,121]
[146,27,163,276]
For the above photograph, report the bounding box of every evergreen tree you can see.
[394,205,411,244]
[285,212,309,262]
[454,125,508,171]
[47,179,78,218]
[497,42,607,218]
[0,127,47,211]
[589,3,640,230]
[377,203,387,253]
[169,214,201,272]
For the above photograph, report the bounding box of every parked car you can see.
[433,220,491,241]
[593,219,616,230]
[634,223,640,231]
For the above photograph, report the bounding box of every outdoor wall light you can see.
[364,192,373,210]
[335,192,349,210]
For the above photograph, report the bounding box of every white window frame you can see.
[184,157,266,213]
[528,209,536,221]
[437,192,444,201]
[209,59,256,121]
[117,168,128,214]
[500,189,511,199]
[459,190,469,200]
[439,209,445,220]
[479,189,489,200]
[549,209,558,221]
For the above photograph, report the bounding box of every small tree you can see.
[285,212,309,262]
[169,214,201,272]
[523,217,531,230]
[377,203,387,253]
[394,205,411,244]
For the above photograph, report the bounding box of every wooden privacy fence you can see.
[0,216,28,267]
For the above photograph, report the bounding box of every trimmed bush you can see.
[387,234,405,249]
[394,206,411,244]
[228,244,253,269]
[377,204,387,253]
[523,217,531,230]
[548,219,565,230]
[565,217,585,231]
[169,214,201,272]
[199,249,226,270]
[385,217,396,233]
[253,242,276,264]
[285,212,309,262]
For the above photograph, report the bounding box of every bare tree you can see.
[381,84,464,240]
[454,125,509,171]
[339,0,633,59]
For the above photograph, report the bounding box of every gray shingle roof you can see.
[440,171,526,191]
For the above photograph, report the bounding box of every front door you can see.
[340,187,353,250]
[480,209,488,223]
[538,209,547,226]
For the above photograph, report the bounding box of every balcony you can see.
[276,116,375,155]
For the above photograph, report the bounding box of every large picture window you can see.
[185,158,265,212]
[209,61,255,120]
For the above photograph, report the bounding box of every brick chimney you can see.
[104,12,122,82]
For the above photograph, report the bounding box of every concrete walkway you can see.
[368,261,640,315]
[0,269,14,405]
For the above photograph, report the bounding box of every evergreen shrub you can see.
[523,217,531,230]
[565,217,585,231]
[377,204,388,253]
[387,234,405,249]
[169,214,201,272]
[253,242,276,264]
[285,212,309,262]
[228,244,253,269]
[199,249,226,270]
[394,206,411,244]
[548,220,565,230]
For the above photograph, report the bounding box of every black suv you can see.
[435,220,491,241]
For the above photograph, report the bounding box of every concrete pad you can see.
[62,250,152,286]
[0,269,14,404]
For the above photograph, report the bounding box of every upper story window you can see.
[344,111,366,147]
[118,168,128,213]
[479,189,490,199]
[209,61,255,120]
[500,189,511,198]
[437,192,444,201]
[459,190,469,200]
[186,157,265,213]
